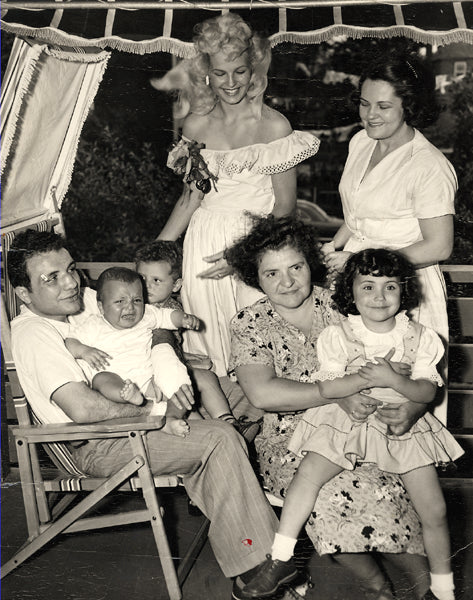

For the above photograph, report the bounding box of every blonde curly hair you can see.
[152,13,271,118]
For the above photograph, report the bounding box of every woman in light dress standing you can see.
[154,13,320,376]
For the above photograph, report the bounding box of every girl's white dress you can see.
[339,129,457,344]
[180,130,320,376]
[288,313,464,473]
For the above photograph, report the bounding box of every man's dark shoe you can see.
[232,564,269,600]
[241,554,299,598]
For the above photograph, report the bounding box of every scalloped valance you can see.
[2,1,473,56]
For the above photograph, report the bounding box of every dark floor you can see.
[1,472,473,600]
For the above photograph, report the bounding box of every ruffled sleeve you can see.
[411,326,445,386]
[209,130,320,177]
[314,325,348,381]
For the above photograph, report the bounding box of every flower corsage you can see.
[167,138,218,194]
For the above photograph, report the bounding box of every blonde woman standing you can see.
[154,13,320,376]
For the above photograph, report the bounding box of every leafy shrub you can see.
[448,74,473,264]
[62,126,182,261]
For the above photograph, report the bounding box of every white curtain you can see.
[1,39,110,228]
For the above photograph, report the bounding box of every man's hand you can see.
[338,393,381,422]
[80,345,111,370]
[168,384,195,411]
[375,400,428,436]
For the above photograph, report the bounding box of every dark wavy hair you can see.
[134,241,183,281]
[225,215,325,291]
[332,249,420,317]
[7,229,68,290]
[96,267,143,302]
[356,55,439,129]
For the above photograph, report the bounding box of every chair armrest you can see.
[12,415,166,443]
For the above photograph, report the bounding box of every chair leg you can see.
[129,432,182,600]
[15,437,41,538]
[1,454,145,579]
[177,517,210,586]
[30,445,52,524]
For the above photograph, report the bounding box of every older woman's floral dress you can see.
[229,286,424,555]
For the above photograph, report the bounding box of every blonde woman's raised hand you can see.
[197,250,234,280]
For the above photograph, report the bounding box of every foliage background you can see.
[2,32,472,263]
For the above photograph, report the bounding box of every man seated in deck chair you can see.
[7,229,278,599]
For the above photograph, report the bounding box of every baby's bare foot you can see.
[120,379,144,405]
[162,418,190,437]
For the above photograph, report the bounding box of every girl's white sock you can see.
[430,572,455,600]
[271,532,298,562]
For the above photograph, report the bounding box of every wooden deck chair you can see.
[1,225,210,600]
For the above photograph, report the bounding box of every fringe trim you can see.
[2,21,472,56]
[268,25,473,48]
[54,53,111,210]
[0,41,43,179]
[0,22,197,56]
[45,46,111,62]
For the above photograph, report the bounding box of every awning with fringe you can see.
[1,1,473,56]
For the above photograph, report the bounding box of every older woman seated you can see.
[225,215,430,600]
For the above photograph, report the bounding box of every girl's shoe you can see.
[241,554,299,598]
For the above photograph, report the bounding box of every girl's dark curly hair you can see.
[356,55,439,129]
[332,248,420,317]
[225,215,325,291]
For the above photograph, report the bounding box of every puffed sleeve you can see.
[314,325,349,381]
[229,308,276,371]
[411,144,457,219]
[411,326,445,386]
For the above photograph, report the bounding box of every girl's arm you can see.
[235,363,379,418]
[64,337,111,371]
[319,372,370,399]
[399,215,453,268]
[358,358,437,404]
[157,185,203,241]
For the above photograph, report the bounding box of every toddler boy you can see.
[135,241,260,440]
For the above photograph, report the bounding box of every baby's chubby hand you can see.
[81,346,111,370]
[181,313,201,331]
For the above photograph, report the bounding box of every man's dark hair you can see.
[225,215,325,291]
[96,267,143,302]
[7,229,67,290]
[134,241,183,281]
[332,248,420,317]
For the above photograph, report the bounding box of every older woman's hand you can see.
[324,250,352,274]
[197,250,234,280]
[338,393,381,422]
[375,400,428,435]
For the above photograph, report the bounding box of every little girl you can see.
[242,249,463,600]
